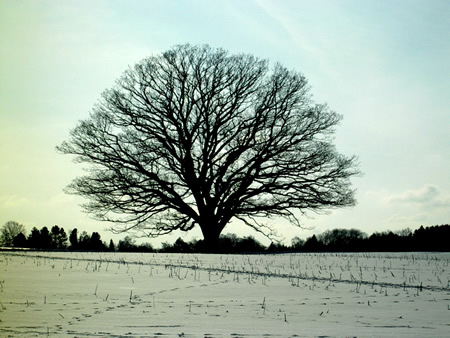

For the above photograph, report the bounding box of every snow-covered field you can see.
[1,251,449,337]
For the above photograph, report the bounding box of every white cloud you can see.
[362,185,450,232]
[386,185,450,208]
[366,185,450,208]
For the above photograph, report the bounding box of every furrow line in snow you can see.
[3,251,449,293]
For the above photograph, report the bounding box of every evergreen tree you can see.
[108,239,115,252]
[69,228,78,249]
[27,227,41,248]
[39,227,52,249]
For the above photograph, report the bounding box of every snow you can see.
[1,251,449,337]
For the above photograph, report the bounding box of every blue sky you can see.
[1,0,449,246]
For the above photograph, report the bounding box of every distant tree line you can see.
[0,221,448,253]
[277,225,450,253]
[158,233,267,253]
[156,225,450,253]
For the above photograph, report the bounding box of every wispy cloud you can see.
[0,195,29,208]
[387,185,449,208]
[367,185,450,209]
[381,213,430,230]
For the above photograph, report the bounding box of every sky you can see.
[1,0,449,247]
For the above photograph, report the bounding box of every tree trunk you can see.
[199,222,223,253]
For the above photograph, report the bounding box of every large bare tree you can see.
[58,44,359,250]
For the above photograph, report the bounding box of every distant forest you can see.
[1,223,449,253]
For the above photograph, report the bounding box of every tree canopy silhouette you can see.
[57,44,359,250]
[0,221,26,247]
